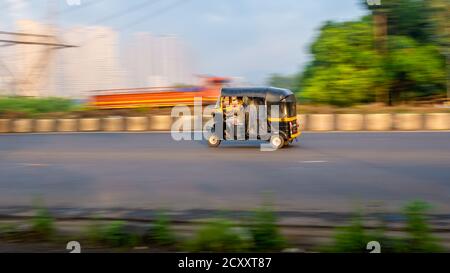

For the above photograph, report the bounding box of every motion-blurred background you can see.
[0,0,448,112]
[0,0,450,253]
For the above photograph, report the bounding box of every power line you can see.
[0,39,76,48]
[0,31,54,38]
[119,0,192,30]
[58,0,108,16]
[76,0,192,48]
[60,0,162,48]
[0,0,156,62]
[89,0,163,26]
[0,1,105,53]
[1,0,194,68]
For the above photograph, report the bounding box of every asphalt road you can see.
[0,132,449,212]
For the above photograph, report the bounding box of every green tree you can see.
[428,0,450,101]
[300,18,385,106]
[299,0,447,106]
[386,36,445,102]
[364,0,435,43]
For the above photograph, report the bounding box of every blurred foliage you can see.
[324,212,374,252]
[185,218,252,252]
[146,211,177,246]
[31,207,55,239]
[0,96,76,117]
[0,223,20,239]
[86,220,138,248]
[428,0,450,55]
[386,36,445,100]
[101,221,138,247]
[364,0,434,43]
[250,204,286,251]
[403,200,443,252]
[185,204,286,253]
[0,200,446,252]
[297,0,447,106]
[301,17,384,106]
[86,219,103,244]
[324,201,443,253]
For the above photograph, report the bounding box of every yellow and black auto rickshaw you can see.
[207,87,301,149]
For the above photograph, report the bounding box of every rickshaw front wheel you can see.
[208,134,221,147]
[270,135,285,150]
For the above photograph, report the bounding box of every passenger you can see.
[246,98,258,139]
[224,97,234,140]
[231,97,245,140]
[222,97,230,108]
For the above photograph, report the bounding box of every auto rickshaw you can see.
[207,87,301,149]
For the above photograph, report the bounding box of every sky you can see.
[0,0,368,84]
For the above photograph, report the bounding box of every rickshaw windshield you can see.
[281,102,297,118]
[272,95,296,118]
[268,102,296,118]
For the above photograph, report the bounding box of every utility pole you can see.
[372,7,388,105]
[429,0,450,105]
[0,31,76,96]
[0,0,76,96]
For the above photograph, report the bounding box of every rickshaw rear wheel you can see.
[270,135,285,150]
[208,134,221,147]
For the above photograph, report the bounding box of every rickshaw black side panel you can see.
[221,87,293,102]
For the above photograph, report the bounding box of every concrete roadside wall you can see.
[103,117,124,132]
[35,119,55,132]
[12,119,32,133]
[297,114,307,131]
[308,114,334,131]
[394,113,423,131]
[425,113,450,130]
[1,113,449,133]
[126,117,148,131]
[336,114,364,131]
[57,119,77,132]
[366,114,392,131]
[150,115,172,131]
[0,119,10,133]
[79,118,100,132]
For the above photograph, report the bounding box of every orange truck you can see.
[89,77,229,109]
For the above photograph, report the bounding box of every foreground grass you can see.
[0,201,446,253]
[0,96,77,118]
[322,201,444,253]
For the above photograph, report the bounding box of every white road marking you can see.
[19,163,50,167]
[299,160,328,164]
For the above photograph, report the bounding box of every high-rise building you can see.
[123,33,195,88]
[7,20,195,98]
[14,20,57,96]
[0,43,16,96]
[59,26,125,98]
[10,21,124,98]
